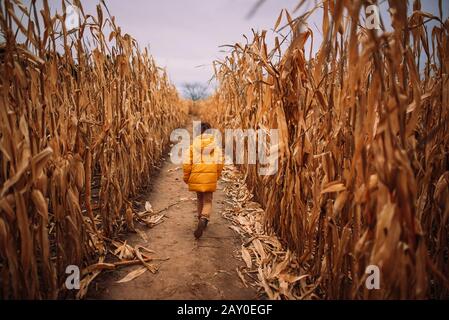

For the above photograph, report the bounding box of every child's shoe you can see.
[194,218,208,239]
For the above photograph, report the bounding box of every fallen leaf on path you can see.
[221,166,310,300]
[241,246,252,268]
[113,240,135,260]
[236,268,248,288]
[145,201,153,213]
[82,262,115,276]
[116,266,147,283]
[229,225,243,234]
[77,257,106,299]
[144,214,165,227]
[135,244,155,256]
[252,239,267,261]
[258,267,275,299]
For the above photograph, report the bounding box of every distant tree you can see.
[182,82,208,101]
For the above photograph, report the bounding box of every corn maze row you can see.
[0,1,186,299]
[1,0,448,300]
[200,0,449,299]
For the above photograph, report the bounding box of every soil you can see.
[87,134,258,300]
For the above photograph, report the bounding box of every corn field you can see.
[1,0,448,301]
[0,0,186,299]
[200,0,449,299]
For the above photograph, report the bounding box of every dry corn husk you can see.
[0,0,186,299]
[202,1,449,299]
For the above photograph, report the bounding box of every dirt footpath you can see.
[87,151,258,299]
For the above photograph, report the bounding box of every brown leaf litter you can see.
[221,166,312,299]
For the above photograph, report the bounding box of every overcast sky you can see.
[15,1,446,93]
[81,0,317,91]
[79,0,445,91]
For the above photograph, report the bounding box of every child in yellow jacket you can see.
[183,123,224,239]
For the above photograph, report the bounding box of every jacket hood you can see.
[193,134,215,151]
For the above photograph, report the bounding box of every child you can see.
[183,122,224,239]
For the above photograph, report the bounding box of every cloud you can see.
[19,0,446,90]
[86,0,302,87]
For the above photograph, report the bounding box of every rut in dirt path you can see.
[87,145,258,299]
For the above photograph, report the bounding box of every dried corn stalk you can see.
[0,0,186,299]
[202,0,449,299]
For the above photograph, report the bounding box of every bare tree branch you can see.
[182,82,208,101]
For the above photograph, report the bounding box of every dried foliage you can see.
[222,166,311,299]
[0,0,186,299]
[202,0,449,299]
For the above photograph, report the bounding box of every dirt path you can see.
[87,142,258,300]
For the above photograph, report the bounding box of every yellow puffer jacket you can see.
[183,134,224,192]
